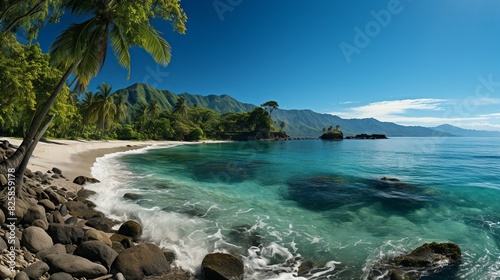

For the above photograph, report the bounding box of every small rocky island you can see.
[319,125,344,140]
[345,134,388,139]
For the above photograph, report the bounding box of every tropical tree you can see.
[173,96,189,119]
[260,100,279,116]
[113,93,128,124]
[0,0,187,196]
[93,83,116,139]
[146,99,162,120]
[279,121,286,132]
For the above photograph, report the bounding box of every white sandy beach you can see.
[3,138,215,192]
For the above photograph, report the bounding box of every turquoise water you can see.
[88,138,500,279]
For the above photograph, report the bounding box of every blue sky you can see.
[36,0,500,130]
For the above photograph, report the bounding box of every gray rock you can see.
[84,228,112,247]
[22,205,48,226]
[51,174,60,179]
[64,200,88,212]
[0,174,7,186]
[118,220,143,241]
[32,218,49,230]
[202,252,244,280]
[36,243,67,261]
[48,272,73,280]
[45,253,107,278]
[111,243,170,280]
[51,210,65,223]
[369,242,462,280]
[14,271,29,280]
[0,236,7,250]
[76,188,97,199]
[0,208,5,223]
[114,272,126,280]
[22,226,54,253]
[85,217,116,232]
[64,216,78,225]
[74,240,118,271]
[52,167,63,175]
[73,176,100,185]
[0,265,14,279]
[47,224,85,245]
[23,261,50,279]
[44,188,67,206]
[59,204,68,216]
[38,199,56,211]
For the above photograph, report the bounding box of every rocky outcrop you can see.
[74,240,118,271]
[369,242,462,280]
[319,131,343,140]
[202,252,244,280]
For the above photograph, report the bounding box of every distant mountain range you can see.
[431,124,500,137]
[114,83,499,137]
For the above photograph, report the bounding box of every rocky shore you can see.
[0,140,464,279]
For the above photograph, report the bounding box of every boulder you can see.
[64,200,88,212]
[111,243,170,280]
[123,193,141,200]
[86,217,116,232]
[23,261,50,280]
[0,174,7,186]
[84,228,113,247]
[202,252,244,280]
[38,199,56,211]
[14,271,29,280]
[52,167,63,175]
[0,236,7,250]
[32,218,48,230]
[74,240,118,271]
[36,243,67,261]
[51,210,65,223]
[44,188,67,205]
[48,272,74,280]
[59,204,68,216]
[76,188,97,199]
[0,208,5,224]
[22,205,48,226]
[0,265,14,279]
[64,216,78,225]
[118,220,143,241]
[143,269,195,280]
[21,226,54,253]
[70,209,104,219]
[44,253,107,278]
[73,176,100,185]
[24,168,34,178]
[369,242,462,280]
[47,223,85,245]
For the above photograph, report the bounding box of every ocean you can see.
[87,137,500,279]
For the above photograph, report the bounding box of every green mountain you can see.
[114,83,256,113]
[114,83,453,137]
[432,124,500,137]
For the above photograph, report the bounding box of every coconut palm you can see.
[146,99,162,120]
[1,0,187,195]
[113,93,128,123]
[92,83,116,138]
[173,96,189,119]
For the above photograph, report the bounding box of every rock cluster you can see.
[0,165,204,280]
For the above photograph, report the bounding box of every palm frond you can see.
[110,24,131,76]
[135,23,171,66]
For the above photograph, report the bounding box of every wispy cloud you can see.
[329,98,500,130]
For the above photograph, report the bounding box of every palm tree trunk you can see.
[14,115,55,197]
[0,61,79,179]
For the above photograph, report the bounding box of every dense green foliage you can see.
[0,33,77,137]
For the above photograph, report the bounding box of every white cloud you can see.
[329,98,500,130]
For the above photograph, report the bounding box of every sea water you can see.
[87,137,500,279]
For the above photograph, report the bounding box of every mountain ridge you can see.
[114,83,457,137]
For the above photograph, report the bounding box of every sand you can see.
[3,138,210,193]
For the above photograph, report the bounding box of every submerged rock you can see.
[286,174,433,212]
[369,242,462,280]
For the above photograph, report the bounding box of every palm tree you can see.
[146,99,162,120]
[173,96,189,119]
[93,83,116,139]
[0,0,187,195]
[113,93,128,124]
